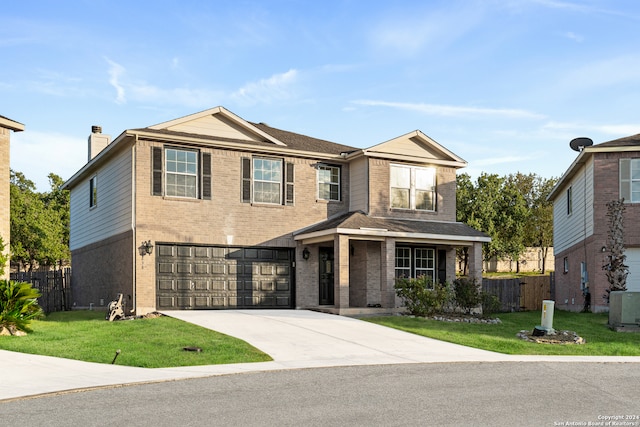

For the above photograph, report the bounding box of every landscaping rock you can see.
[517,329,585,344]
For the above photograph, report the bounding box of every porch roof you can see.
[294,211,491,245]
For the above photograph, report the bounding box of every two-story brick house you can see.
[548,133,640,312]
[63,107,489,315]
[0,115,25,279]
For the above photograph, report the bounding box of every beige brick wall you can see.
[70,230,134,311]
[368,158,457,221]
[0,129,10,279]
[133,140,352,311]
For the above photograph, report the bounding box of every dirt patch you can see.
[517,329,585,345]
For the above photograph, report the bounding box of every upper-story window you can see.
[165,148,198,198]
[151,146,211,200]
[241,157,294,206]
[390,164,436,211]
[89,175,97,208]
[318,164,340,201]
[253,158,282,204]
[620,158,640,203]
[566,186,573,215]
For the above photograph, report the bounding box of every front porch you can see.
[293,212,489,315]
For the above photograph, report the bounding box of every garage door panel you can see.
[157,244,294,310]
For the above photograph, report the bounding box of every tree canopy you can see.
[457,172,557,274]
[10,171,70,271]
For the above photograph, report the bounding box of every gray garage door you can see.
[156,244,294,309]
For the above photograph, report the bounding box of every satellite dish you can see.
[570,137,593,152]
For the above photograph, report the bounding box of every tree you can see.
[9,170,70,271]
[603,199,628,294]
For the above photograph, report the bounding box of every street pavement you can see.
[2,309,640,401]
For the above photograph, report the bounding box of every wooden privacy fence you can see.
[10,268,72,314]
[482,274,552,312]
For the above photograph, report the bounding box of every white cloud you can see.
[10,130,86,191]
[230,69,299,106]
[565,31,584,42]
[352,100,545,119]
[106,58,126,104]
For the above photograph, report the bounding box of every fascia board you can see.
[294,227,491,244]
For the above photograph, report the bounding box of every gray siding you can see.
[553,158,594,254]
[69,147,133,250]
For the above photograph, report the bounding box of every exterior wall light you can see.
[302,248,310,260]
[139,240,154,257]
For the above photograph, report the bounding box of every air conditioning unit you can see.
[609,292,640,326]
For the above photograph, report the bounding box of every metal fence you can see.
[10,268,72,314]
[482,274,552,312]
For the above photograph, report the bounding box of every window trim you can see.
[252,157,283,205]
[242,156,294,206]
[152,146,211,200]
[317,164,341,201]
[89,175,97,208]
[395,246,436,286]
[164,147,199,199]
[620,158,640,203]
[390,164,436,211]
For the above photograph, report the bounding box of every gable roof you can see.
[356,130,467,168]
[548,132,640,201]
[294,211,490,244]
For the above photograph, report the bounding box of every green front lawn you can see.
[366,310,640,356]
[0,310,272,368]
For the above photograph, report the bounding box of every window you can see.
[151,147,211,200]
[395,247,411,278]
[253,158,282,204]
[89,175,97,208]
[241,157,294,205]
[391,165,436,211]
[563,257,569,273]
[620,158,640,203]
[415,248,435,280]
[395,247,436,284]
[165,148,198,198]
[566,186,572,215]
[318,164,340,201]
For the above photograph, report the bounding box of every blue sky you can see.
[4,0,640,191]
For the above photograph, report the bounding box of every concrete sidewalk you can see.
[2,309,640,401]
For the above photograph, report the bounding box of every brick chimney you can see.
[88,125,111,161]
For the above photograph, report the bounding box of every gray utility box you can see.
[609,291,640,326]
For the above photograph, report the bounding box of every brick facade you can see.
[66,108,487,315]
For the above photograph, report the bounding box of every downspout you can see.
[131,135,137,313]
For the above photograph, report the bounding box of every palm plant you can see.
[0,280,43,334]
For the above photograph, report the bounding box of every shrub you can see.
[0,280,43,334]
[395,276,452,316]
[453,277,481,314]
[481,292,501,317]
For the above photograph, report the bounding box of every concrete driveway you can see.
[162,309,510,368]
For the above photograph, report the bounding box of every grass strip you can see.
[366,310,640,356]
[0,310,272,368]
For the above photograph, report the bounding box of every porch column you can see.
[380,238,396,308]
[334,234,350,309]
[468,242,483,283]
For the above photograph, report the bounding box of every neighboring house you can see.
[548,134,640,312]
[0,115,25,280]
[63,107,490,315]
